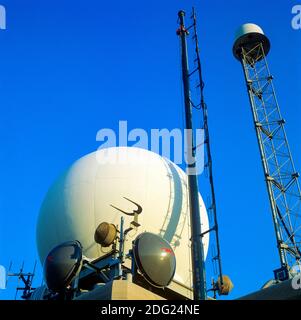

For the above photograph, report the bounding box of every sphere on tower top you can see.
[233,23,270,61]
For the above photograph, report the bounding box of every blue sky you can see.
[0,0,300,300]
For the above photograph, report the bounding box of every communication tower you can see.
[233,24,301,279]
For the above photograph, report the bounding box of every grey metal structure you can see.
[233,24,301,276]
[238,276,301,300]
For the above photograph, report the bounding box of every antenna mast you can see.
[191,8,224,290]
[177,10,207,300]
[7,261,37,299]
[233,24,301,279]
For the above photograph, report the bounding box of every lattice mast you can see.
[190,8,224,290]
[233,24,301,277]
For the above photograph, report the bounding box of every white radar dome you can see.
[36,147,209,287]
[233,23,270,61]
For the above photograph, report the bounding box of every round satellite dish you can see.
[133,232,176,288]
[94,222,117,247]
[43,241,83,292]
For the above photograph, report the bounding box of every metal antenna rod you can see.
[191,7,223,288]
[177,10,207,300]
[7,261,37,300]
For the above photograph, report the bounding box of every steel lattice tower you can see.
[233,24,301,278]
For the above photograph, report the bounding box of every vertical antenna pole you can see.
[177,10,207,300]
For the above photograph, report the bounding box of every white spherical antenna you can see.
[36,147,210,287]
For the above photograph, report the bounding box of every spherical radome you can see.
[36,147,209,287]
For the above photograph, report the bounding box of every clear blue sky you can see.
[0,0,300,300]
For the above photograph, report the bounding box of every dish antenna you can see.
[43,241,83,293]
[132,232,176,288]
[94,222,118,247]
